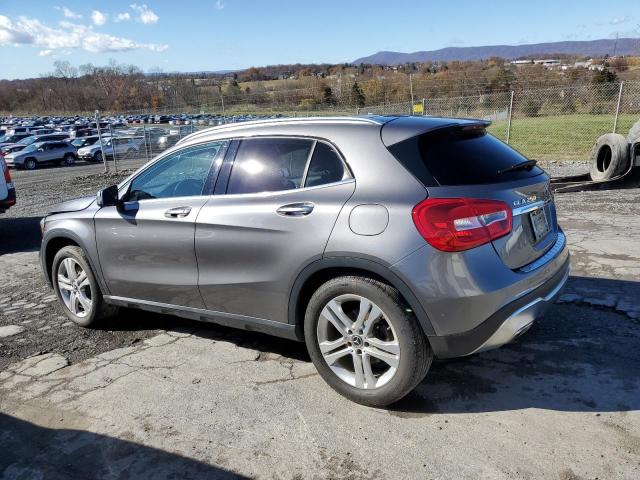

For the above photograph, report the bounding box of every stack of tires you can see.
[590,120,640,180]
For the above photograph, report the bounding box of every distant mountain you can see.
[353,38,640,65]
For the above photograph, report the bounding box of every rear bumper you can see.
[391,228,570,358]
[428,256,570,358]
[0,187,16,212]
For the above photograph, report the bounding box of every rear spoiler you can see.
[381,116,491,147]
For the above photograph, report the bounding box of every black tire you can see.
[304,275,432,408]
[63,153,75,166]
[590,133,629,181]
[628,120,640,144]
[52,246,118,327]
[93,151,103,163]
[24,158,37,170]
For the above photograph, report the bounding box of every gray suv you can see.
[40,116,569,406]
[5,140,77,170]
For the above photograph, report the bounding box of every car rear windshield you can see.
[387,126,543,186]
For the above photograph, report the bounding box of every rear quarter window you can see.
[388,126,543,186]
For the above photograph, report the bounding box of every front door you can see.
[196,137,355,322]
[94,140,228,308]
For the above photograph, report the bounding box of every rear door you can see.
[195,137,355,322]
[386,124,556,269]
[94,140,228,307]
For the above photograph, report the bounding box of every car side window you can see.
[226,138,314,194]
[127,141,227,201]
[304,142,351,187]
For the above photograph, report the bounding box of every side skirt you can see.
[103,295,301,341]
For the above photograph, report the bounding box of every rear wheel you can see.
[52,246,118,327]
[93,151,103,163]
[304,276,432,407]
[63,153,75,166]
[24,158,37,170]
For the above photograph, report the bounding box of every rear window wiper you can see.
[498,159,537,175]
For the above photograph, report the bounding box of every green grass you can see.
[488,114,639,161]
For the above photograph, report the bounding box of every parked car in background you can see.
[77,136,141,162]
[5,140,77,170]
[39,116,569,407]
[0,144,26,157]
[0,133,31,147]
[0,156,16,213]
[71,135,101,149]
[17,133,71,147]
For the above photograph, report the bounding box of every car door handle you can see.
[164,206,192,218]
[276,202,314,217]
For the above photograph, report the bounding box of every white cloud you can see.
[0,15,168,54]
[215,0,225,9]
[115,12,131,22]
[130,4,159,24]
[38,49,53,56]
[91,10,108,26]
[56,7,82,20]
[610,16,629,25]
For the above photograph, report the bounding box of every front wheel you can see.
[24,158,37,170]
[93,151,103,163]
[52,246,118,327]
[304,276,432,407]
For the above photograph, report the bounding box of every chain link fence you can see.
[93,81,640,170]
[361,81,640,161]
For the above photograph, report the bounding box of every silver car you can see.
[5,140,77,170]
[40,116,569,406]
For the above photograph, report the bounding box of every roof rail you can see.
[176,116,385,145]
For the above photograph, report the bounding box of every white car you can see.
[0,156,16,213]
[77,137,141,162]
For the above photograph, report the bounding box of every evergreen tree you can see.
[351,82,365,107]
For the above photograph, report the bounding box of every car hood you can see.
[49,195,96,214]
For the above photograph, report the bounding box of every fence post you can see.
[613,81,624,134]
[422,98,426,116]
[95,110,107,173]
[143,123,150,163]
[506,90,515,144]
[108,124,117,173]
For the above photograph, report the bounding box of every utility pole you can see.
[409,73,415,108]
[95,110,107,173]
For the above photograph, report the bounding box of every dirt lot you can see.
[1,159,639,479]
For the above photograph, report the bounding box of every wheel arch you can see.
[41,230,108,295]
[288,256,436,341]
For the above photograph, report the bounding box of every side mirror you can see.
[97,185,119,207]
[37,147,44,152]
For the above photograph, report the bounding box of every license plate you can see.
[530,207,550,241]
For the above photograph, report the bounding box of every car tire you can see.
[304,275,432,407]
[628,120,640,144]
[590,133,629,181]
[94,151,103,163]
[52,246,119,327]
[63,153,75,166]
[24,158,37,170]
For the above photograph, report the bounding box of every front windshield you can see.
[18,136,37,146]
[72,138,85,147]
[0,135,7,143]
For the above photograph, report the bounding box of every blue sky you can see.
[0,0,638,79]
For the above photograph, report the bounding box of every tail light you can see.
[412,198,512,252]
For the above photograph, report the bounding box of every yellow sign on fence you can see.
[412,103,423,114]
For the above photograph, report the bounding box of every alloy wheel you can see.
[57,257,92,318]
[317,294,400,389]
